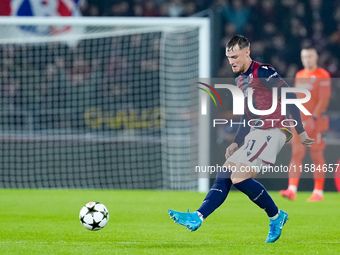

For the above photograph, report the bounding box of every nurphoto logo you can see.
[198,82,311,116]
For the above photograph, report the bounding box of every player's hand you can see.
[225,142,238,159]
[298,131,315,148]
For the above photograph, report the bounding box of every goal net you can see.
[0,17,210,191]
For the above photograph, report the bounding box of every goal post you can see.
[0,17,210,192]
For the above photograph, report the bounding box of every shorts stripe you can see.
[249,142,267,162]
[262,160,273,166]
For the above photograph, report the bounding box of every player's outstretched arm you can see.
[298,131,315,148]
[225,142,238,159]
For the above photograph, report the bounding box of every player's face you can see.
[226,45,250,73]
[301,49,318,71]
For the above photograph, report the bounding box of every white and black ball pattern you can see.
[79,202,109,231]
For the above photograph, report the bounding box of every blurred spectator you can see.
[270,55,287,77]
[248,40,265,63]
[311,21,328,52]
[285,63,299,78]
[260,0,277,24]
[1,76,21,108]
[244,0,261,40]
[159,2,170,17]
[221,23,237,45]
[329,22,340,58]
[68,56,91,86]
[330,23,340,44]
[222,0,250,34]
[134,4,143,16]
[220,23,236,59]
[79,1,99,16]
[287,18,308,63]
[185,1,198,17]
[1,0,339,80]
[309,0,323,21]
[168,0,185,17]
[143,0,160,17]
[263,22,277,38]
[308,0,336,35]
[104,1,133,16]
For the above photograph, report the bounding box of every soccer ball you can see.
[79,202,109,231]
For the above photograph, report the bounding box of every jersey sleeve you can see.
[257,65,286,90]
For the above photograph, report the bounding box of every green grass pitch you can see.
[0,189,339,254]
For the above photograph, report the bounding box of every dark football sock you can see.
[234,178,279,218]
[197,170,232,219]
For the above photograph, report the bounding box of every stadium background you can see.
[0,0,340,192]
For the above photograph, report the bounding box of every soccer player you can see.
[280,46,331,201]
[168,35,314,243]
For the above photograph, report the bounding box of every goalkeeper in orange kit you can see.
[280,46,331,201]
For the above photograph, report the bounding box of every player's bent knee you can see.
[231,172,255,184]
[231,177,250,184]
[223,161,236,170]
[230,163,257,184]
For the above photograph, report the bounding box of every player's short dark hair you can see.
[301,42,318,53]
[226,35,250,51]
